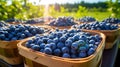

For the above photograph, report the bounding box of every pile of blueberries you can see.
[49,17,76,26]
[25,29,102,58]
[25,18,44,24]
[78,16,96,23]
[5,18,23,23]
[0,21,10,27]
[102,17,120,24]
[73,21,119,30]
[0,24,49,41]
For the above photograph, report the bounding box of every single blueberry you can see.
[87,48,95,56]
[44,47,52,55]
[62,53,70,58]
[54,49,61,56]
[31,45,40,51]
[62,47,70,53]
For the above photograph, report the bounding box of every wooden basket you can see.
[0,40,23,65]
[0,25,51,65]
[82,29,120,49]
[17,31,106,67]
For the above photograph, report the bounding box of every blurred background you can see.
[0,0,120,20]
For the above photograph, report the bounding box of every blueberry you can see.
[55,28,59,31]
[87,48,95,56]
[57,32,63,37]
[54,49,61,56]
[63,29,68,33]
[62,47,70,53]
[5,38,10,41]
[68,37,74,42]
[11,32,16,35]
[89,40,95,44]
[77,40,86,46]
[31,29,37,35]
[65,40,73,47]
[62,53,70,58]
[47,39,54,43]
[27,33,33,37]
[84,44,89,50]
[27,39,33,44]
[44,47,52,55]
[69,29,75,33]
[45,44,52,48]
[11,37,18,41]
[95,42,100,46]
[53,38,59,44]
[36,39,43,45]
[0,34,5,39]
[59,36,66,42]
[34,37,40,41]
[71,54,77,58]
[79,46,87,52]
[31,45,40,51]
[92,45,97,50]
[79,51,87,58]
[71,42,79,50]
[40,49,44,52]
[40,43,45,49]
[24,29,30,34]
[20,34,26,38]
[48,35,54,39]
[57,42,64,49]
[69,33,75,37]
[43,38,49,43]
[73,34,80,41]
[76,29,81,32]
[50,43,56,50]
[8,34,13,39]
[25,42,31,48]
[79,35,87,41]
[35,34,40,37]
[70,49,77,54]
[94,34,101,41]
[89,44,94,48]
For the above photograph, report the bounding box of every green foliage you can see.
[0,0,118,21]
[107,0,120,18]
[61,2,108,12]
[0,0,26,20]
[25,3,44,19]
[0,1,8,20]
[0,0,44,20]
[60,6,66,13]
[76,6,88,17]
[49,5,57,17]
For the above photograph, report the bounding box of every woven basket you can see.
[0,40,23,65]
[17,31,106,67]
